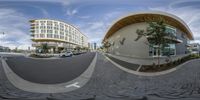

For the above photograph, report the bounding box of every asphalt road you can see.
[5,52,95,84]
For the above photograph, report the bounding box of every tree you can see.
[135,18,176,66]
[102,41,111,53]
[41,43,49,53]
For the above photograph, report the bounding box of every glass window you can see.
[54,30,58,34]
[149,44,153,56]
[60,32,64,35]
[40,34,45,38]
[54,34,59,38]
[165,26,176,36]
[65,37,68,40]
[47,34,53,38]
[36,30,39,33]
[60,36,64,39]
[149,44,176,56]
[47,30,53,33]
[162,44,176,56]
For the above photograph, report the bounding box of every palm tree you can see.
[41,43,49,54]
[135,18,176,66]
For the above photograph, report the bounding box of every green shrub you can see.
[177,59,182,64]
[152,63,157,69]
[167,61,172,67]
[29,54,53,58]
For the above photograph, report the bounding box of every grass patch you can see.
[139,54,200,72]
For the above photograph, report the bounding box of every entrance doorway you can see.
[152,45,162,57]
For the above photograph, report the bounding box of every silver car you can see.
[59,51,73,57]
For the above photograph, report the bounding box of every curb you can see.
[1,53,97,93]
[24,53,89,60]
[103,53,200,76]
[24,56,62,60]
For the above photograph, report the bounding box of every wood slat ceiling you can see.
[103,14,193,41]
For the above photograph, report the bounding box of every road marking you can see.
[65,82,80,88]
[136,65,142,72]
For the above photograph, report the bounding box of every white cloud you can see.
[77,16,91,19]
[66,8,78,16]
[76,10,124,45]
[0,8,31,50]
[65,8,91,19]
[35,6,50,17]
[149,1,200,44]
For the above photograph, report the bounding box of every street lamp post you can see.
[0,32,5,53]
[0,32,5,46]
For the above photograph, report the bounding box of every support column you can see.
[55,47,58,53]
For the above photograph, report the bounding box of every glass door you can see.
[153,45,161,57]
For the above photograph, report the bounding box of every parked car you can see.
[72,51,81,55]
[59,51,73,57]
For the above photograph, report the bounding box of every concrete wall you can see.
[107,22,149,58]
[106,22,189,58]
[175,29,188,55]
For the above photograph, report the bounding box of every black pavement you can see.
[6,52,95,84]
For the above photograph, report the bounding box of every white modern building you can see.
[103,11,194,58]
[89,43,97,50]
[30,19,88,53]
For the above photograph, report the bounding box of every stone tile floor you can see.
[1,53,200,100]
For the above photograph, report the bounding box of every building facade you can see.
[30,19,88,53]
[189,43,200,54]
[89,43,97,50]
[0,46,10,52]
[103,11,194,58]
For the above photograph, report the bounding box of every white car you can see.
[59,51,73,57]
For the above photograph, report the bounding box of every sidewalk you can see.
[103,53,194,76]
[106,53,189,65]
[105,54,140,71]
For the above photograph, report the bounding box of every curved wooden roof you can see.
[103,11,194,41]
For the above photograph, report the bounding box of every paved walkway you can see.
[107,53,189,65]
[105,54,140,71]
[104,53,191,76]
[0,52,200,100]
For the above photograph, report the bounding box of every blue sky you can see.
[0,0,200,49]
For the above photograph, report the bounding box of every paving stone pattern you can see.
[1,53,200,100]
[105,54,140,71]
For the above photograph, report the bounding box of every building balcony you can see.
[29,20,35,23]
[30,33,35,37]
[186,44,191,47]
[166,37,183,43]
[30,26,35,29]
[147,36,183,43]
[30,30,35,33]
[30,23,35,26]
